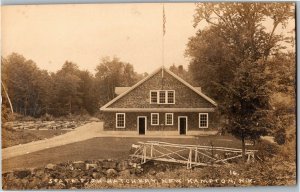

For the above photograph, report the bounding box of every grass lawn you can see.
[2,128,69,148]
[2,135,242,172]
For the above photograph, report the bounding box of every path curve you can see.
[2,122,103,160]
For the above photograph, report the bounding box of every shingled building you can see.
[100,67,218,136]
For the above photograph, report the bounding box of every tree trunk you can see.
[24,102,27,116]
[241,137,246,162]
[69,96,72,115]
[1,82,14,114]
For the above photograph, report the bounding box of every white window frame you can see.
[165,113,174,125]
[199,113,208,128]
[159,91,166,104]
[151,113,159,125]
[150,90,175,104]
[150,91,158,104]
[167,90,175,104]
[116,113,125,128]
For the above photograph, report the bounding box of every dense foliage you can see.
[1,54,143,117]
[185,2,295,158]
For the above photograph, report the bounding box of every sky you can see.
[1,3,295,74]
[2,3,198,74]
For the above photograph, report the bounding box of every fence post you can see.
[247,153,250,163]
[195,147,198,163]
[142,145,147,163]
[210,142,214,166]
[187,148,192,169]
[150,144,153,158]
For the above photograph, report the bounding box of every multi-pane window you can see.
[165,113,173,125]
[159,91,166,103]
[199,113,208,128]
[150,91,158,103]
[150,90,175,104]
[151,113,159,125]
[167,91,175,104]
[116,113,125,128]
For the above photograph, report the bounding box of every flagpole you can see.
[162,26,164,78]
[162,3,165,78]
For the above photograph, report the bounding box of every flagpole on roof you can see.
[162,3,166,78]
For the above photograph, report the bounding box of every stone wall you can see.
[2,159,145,190]
[2,159,192,190]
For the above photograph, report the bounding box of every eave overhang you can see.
[101,108,216,112]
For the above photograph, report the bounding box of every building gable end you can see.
[100,67,217,110]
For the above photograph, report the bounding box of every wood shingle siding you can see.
[106,70,215,109]
[103,112,219,132]
[100,67,218,135]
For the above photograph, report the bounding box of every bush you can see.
[40,113,54,121]
[1,104,14,123]
[65,114,92,121]
[277,137,296,162]
[95,111,104,121]
[13,113,36,121]
[274,128,286,145]
[255,140,279,160]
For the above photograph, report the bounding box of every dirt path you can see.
[2,122,103,160]
[1,121,202,161]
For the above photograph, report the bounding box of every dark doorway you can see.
[138,117,146,135]
[179,117,187,135]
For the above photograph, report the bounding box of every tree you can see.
[51,61,82,116]
[95,57,123,104]
[77,70,99,114]
[268,52,296,97]
[122,63,140,86]
[95,57,141,106]
[1,81,14,115]
[222,59,274,159]
[2,53,143,118]
[186,28,236,100]
[187,3,294,99]
[169,64,194,84]
[186,3,294,160]
[268,52,296,145]
[1,53,48,116]
[192,3,293,61]
[35,70,54,115]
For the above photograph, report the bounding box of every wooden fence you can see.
[130,141,257,169]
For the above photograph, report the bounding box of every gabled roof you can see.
[100,67,217,111]
[115,87,131,95]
